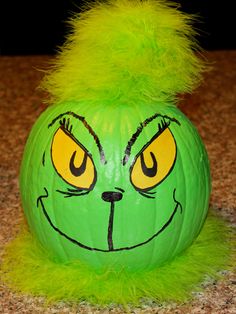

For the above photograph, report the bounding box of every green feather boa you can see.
[1,212,234,307]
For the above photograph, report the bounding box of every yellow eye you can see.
[51,128,96,190]
[130,128,176,191]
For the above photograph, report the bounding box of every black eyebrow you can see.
[48,111,107,164]
[122,113,180,165]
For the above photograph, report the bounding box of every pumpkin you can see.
[20,0,211,272]
[20,101,210,271]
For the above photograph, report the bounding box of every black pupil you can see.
[70,151,87,176]
[140,151,158,177]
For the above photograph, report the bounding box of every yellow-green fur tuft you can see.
[42,0,205,105]
[1,212,234,306]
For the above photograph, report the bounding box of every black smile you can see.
[37,188,183,252]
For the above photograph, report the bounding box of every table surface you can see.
[0,51,235,313]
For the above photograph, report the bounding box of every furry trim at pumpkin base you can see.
[1,0,235,307]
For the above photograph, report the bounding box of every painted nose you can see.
[102,191,123,202]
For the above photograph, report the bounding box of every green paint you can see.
[20,101,211,270]
[2,212,233,305]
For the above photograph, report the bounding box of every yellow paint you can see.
[131,128,176,190]
[51,128,95,189]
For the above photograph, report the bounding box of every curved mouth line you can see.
[37,188,182,252]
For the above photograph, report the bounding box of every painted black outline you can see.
[70,150,88,177]
[48,111,107,164]
[107,201,115,250]
[122,114,180,165]
[130,127,177,192]
[56,189,91,198]
[51,128,97,191]
[37,188,182,252]
[138,191,156,199]
[42,151,46,166]
[140,151,157,177]
[115,187,125,193]
[101,191,123,251]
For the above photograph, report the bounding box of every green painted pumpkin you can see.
[20,0,211,271]
[20,102,210,271]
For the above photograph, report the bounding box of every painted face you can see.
[20,103,210,270]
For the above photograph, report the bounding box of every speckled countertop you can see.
[0,51,235,313]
